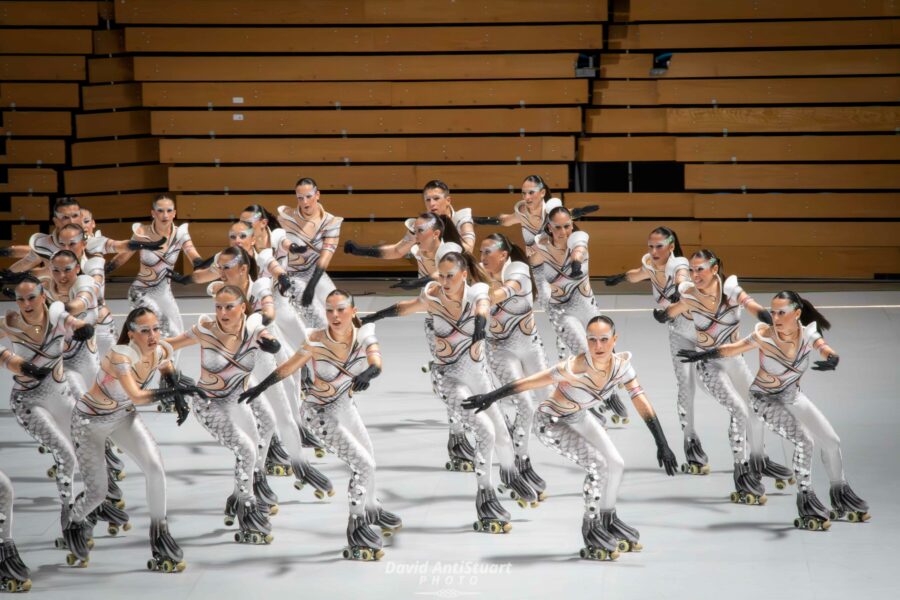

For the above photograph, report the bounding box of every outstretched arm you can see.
[622,377,677,476]
[344,237,414,261]
[237,347,312,403]
[462,368,556,413]
[677,336,757,363]
[361,296,425,324]
[604,266,648,287]
[473,213,518,227]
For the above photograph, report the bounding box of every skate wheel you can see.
[224,517,234,526]
[147,559,155,571]
[502,522,512,533]
[116,471,126,481]
[374,549,385,560]
[38,446,47,454]
[157,405,163,412]
[806,520,818,531]
[860,512,871,522]
[757,494,767,506]
[516,499,527,509]
[529,501,540,509]
[342,549,351,559]
[730,492,740,503]
[114,499,125,510]
[848,511,859,522]
[680,463,688,474]
[66,554,76,566]
[315,448,326,458]
[55,538,65,549]
[123,522,132,531]
[538,491,548,502]
[445,462,453,471]
[617,540,630,553]
[234,533,241,543]
[621,418,630,425]
[264,534,274,544]
[269,505,279,516]
[462,463,474,472]
[293,481,305,491]
[788,477,797,485]
[700,465,711,475]
[108,525,118,536]
[611,415,620,425]
[488,521,501,534]
[87,539,95,549]
[6,580,16,593]
[250,533,260,544]
[472,521,482,532]
[793,518,802,529]
[579,548,588,559]
[829,510,838,520]
[21,580,32,592]
[821,520,832,531]
[360,548,373,560]
[176,561,187,572]
[162,560,174,573]
[775,480,785,490]
[46,467,56,479]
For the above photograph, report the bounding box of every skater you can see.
[421,180,476,253]
[362,251,536,532]
[239,289,402,560]
[61,307,198,570]
[603,227,704,472]
[0,470,32,592]
[678,291,870,530]
[654,249,793,504]
[463,316,678,561]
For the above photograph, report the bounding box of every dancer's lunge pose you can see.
[679,291,870,530]
[62,308,197,570]
[240,290,401,560]
[655,250,793,504]
[0,470,32,593]
[604,227,703,471]
[464,316,677,561]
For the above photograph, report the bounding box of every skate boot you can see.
[793,489,831,531]
[147,519,186,573]
[605,391,630,425]
[253,471,279,516]
[588,406,608,427]
[93,499,131,536]
[829,481,870,523]
[299,424,327,458]
[292,460,335,500]
[0,540,31,592]
[473,488,512,533]
[234,496,273,544]
[62,521,92,568]
[605,508,643,552]
[730,462,767,506]
[265,437,293,477]
[106,471,125,510]
[498,466,539,508]
[367,505,403,537]
[516,455,547,501]
[105,440,126,481]
[445,432,475,472]
[753,454,795,490]
[580,514,620,561]
[343,515,384,561]
[680,436,710,475]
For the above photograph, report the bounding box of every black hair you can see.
[116,306,158,345]
[326,288,363,328]
[418,212,463,248]
[58,223,85,238]
[545,205,580,235]
[152,193,175,208]
[295,177,318,190]
[484,233,537,300]
[650,226,683,258]
[773,291,831,332]
[219,246,258,281]
[422,180,450,196]
[522,174,552,203]
[50,249,79,265]
[216,284,252,317]
[53,197,80,213]
[439,251,489,285]
[691,249,724,278]
[587,315,616,334]
[242,203,280,229]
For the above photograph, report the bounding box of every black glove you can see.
[604,273,627,287]
[473,216,500,225]
[162,372,198,426]
[390,276,432,290]
[652,308,672,324]
[757,309,773,325]
[1,287,15,300]
[276,273,292,296]
[21,362,53,380]
[360,304,399,325]
[73,324,95,341]
[645,416,677,476]
[192,255,215,270]
[300,266,324,307]
[351,365,381,392]
[104,261,119,275]
[666,291,681,304]
[0,247,12,257]
[0,270,28,285]
[472,314,486,343]
[238,370,283,403]
[570,260,583,278]
[676,348,722,363]
[343,240,381,258]
[257,336,281,354]
[571,204,599,219]
[127,237,166,251]
[811,354,839,372]
[289,242,308,255]
[461,382,517,414]
[167,270,193,285]
[261,313,273,326]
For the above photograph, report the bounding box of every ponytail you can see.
[243,203,280,229]
[439,251,490,285]
[650,226,683,258]
[219,245,258,281]
[773,291,831,332]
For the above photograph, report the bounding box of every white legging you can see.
[0,470,13,541]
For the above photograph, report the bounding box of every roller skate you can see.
[753,454,795,490]
[793,489,831,531]
[343,515,384,561]
[680,436,710,475]
[421,360,432,374]
[105,440,126,481]
[498,466,539,508]
[62,521,92,568]
[828,481,870,523]
[445,432,475,472]
[604,508,642,552]
[223,493,238,526]
[730,462,767,506]
[516,455,548,501]
[265,437,293,477]
[299,425,327,459]
[473,488,512,534]
[605,392,630,426]
[147,519,186,573]
[253,472,279,516]
[94,500,131,536]
[580,514,620,561]
[106,471,125,510]
[234,496,273,545]
[45,464,57,481]
[367,505,403,538]
[291,460,335,500]
[0,540,31,592]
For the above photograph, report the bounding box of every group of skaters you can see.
[0,175,871,591]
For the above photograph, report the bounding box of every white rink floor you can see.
[1,290,898,600]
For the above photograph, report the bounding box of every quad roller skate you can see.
[498,467,539,508]
[793,489,831,531]
[291,461,335,500]
[752,454,795,490]
[223,493,238,526]
[730,462,767,506]
[580,514,620,561]
[147,519,186,573]
[234,497,273,545]
[105,440,126,481]
[106,471,125,510]
[94,500,131,536]
[299,425,327,459]
[253,472,279,516]
[265,437,293,477]
[445,432,475,472]
[343,515,384,561]
[516,455,547,501]
[680,437,710,475]
[829,481,870,523]
[604,509,642,553]
[62,521,92,568]
[473,488,511,534]
[0,540,31,592]
[605,391,630,426]
[367,505,403,538]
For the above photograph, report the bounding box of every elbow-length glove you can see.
[472,314,487,343]
[461,381,517,414]
[161,372,201,426]
[73,324,95,341]
[390,276,432,290]
[351,365,381,392]
[570,260,583,278]
[360,304,400,325]
[571,204,599,219]
[812,354,839,371]
[645,415,677,476]
[344,240,382,258]
[238,371,283,403]
[676,348,722,363]
[652,308,673,324]
[167,270,193,285]
[192,255,214,270]
[300,266,325,307]
[127,237,167,251]
[21,362,53,380]
[604,273,627,286]
[472,216,500,225]
[257,336,281,354]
